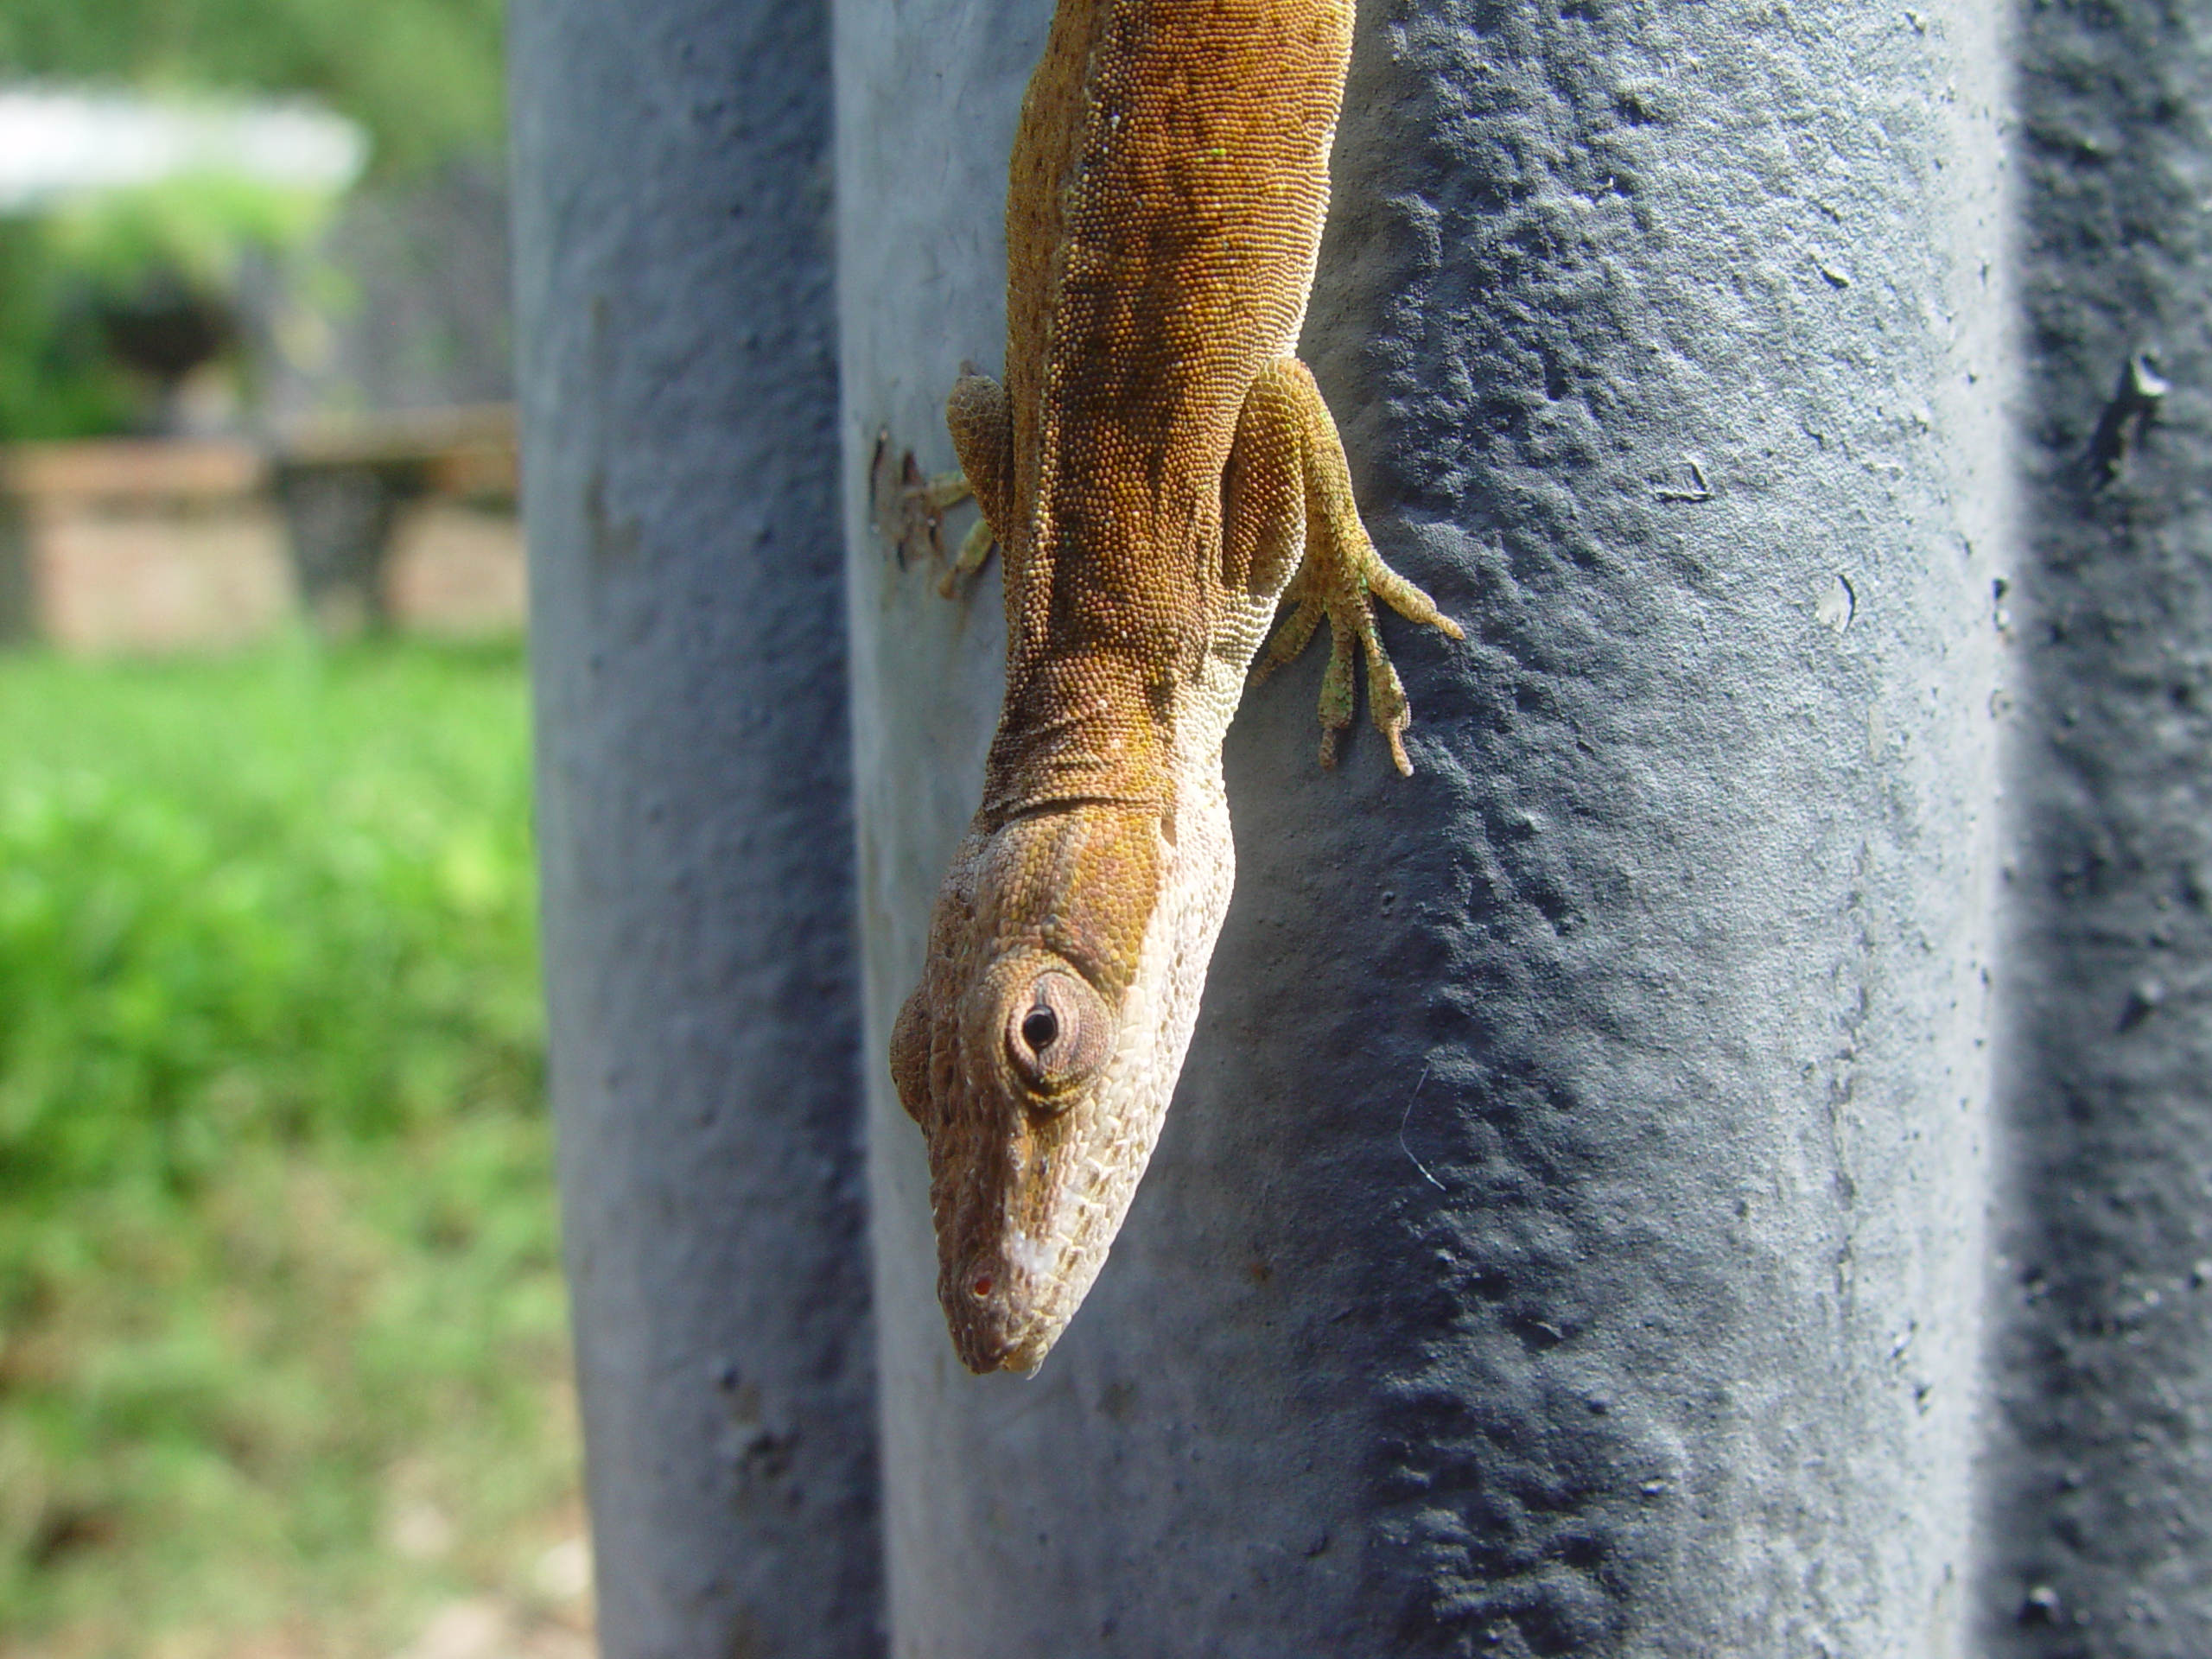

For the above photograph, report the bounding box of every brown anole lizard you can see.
[890,0,1461,1374]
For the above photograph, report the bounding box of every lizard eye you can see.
[1005,969,1110,1103]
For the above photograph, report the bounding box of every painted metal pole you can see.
[836,0,2008,1652]
[509,0,882,1652]
[1978,2,2212,1650]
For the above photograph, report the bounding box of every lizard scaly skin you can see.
[889,0,1462,1375]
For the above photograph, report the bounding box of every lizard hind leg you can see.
[1235,359,1463,775]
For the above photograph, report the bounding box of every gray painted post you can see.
[837,0,2008,1653]
[1978,3,2212,1651]
[508,0,882,1653]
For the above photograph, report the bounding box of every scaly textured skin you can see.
[889,0,1461,1374]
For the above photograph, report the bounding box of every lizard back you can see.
[986,0,1356,819]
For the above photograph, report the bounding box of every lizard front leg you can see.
[930,372,1014,596]
[1228,359,1463,774]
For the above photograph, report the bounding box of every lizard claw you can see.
[1256,537,1459,775]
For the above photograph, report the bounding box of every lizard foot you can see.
[923,470,996,597]
[1240,361,1462,774]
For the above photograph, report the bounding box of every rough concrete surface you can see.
[509,0,883,1653]
[837,0,2009,1653]
[1978,0,2212,1652]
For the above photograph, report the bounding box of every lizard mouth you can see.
[943,1247,1065,1374]
[950,1319,1047,1376]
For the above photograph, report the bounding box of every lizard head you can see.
[889,801,1215,1374]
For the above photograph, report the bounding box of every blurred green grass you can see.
[0,639,581,1657]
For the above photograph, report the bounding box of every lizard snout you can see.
[944,1250,1055,1374]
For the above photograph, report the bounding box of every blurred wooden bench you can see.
[0,438,283,650]
[269,404,518,634]
[0,404,520,650]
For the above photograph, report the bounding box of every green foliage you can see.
[0,221,133,442]
[0,641,542,1201]
[0,0,508,438]
[47,175,340,291]
[0,641,577,1654]
[0,0,507,177]
[0,175,345,442]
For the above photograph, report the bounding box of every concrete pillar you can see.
[836,0,2008,1652]
[508,0,882,1651]
[1977,2,2212,1650]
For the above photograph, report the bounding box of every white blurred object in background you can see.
[0,87,366,208]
